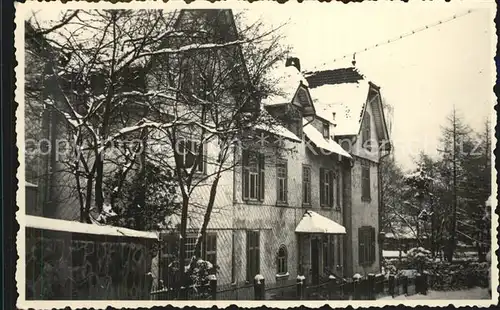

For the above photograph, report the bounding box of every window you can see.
[277,245,288,274]
[320,168,335,207]
[362,112,371,151]
[361,161,371,201]
[321,236,336,272]
[359,226,376,266]
[203,233,217,269]
[177,138,206,173]
[242,150,265,201]
[184,236,197,265]
[322,122,330,138]
[276,161,288,204]
[246,230,260,280]
[184,234,217,268]
[302,166,312,205]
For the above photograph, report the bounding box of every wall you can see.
[222,133,346,288]
[348,97,382,276]
[25,216,158,300]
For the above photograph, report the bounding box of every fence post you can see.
[254,274,265,300]
[402,276,408,295]
[328,275,336,300]
[388,274,395,297]
[422,271,428,295]
[296,275,305,300]
[179,285,187,300]
[353,273,362,300]
[367,273,375,300]
[208,274,217,300]
[415,273,421,294]
[375,273,383,294]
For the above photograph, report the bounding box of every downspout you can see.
[378,145,391,271]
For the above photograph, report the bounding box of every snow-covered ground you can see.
[379,287,490,300]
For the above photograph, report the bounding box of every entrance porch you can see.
[295,210,346,285]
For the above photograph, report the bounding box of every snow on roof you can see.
[263,65,309,106]
[302,121,352,159]
[254,122,301,143]
[25,182,38,188]
[383,250,408,258]
[385,225,418,240]
[309,81,370,136]
[295,210,346,234]
[25,215,158,239]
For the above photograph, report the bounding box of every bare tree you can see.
[26,8,293,292]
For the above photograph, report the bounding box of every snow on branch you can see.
[136,40,250,58]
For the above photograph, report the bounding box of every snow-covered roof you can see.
[383,250,408,258]
[25,215,159,239]
[25,182,38,188]
[263,65,309,106]
[254,122,301,143]
[303,119,352,159]
[309,81,370,136]
[295,210,346,234]
[385,225,418,240]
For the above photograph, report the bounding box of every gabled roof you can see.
[304,66,390,150]
[155,9,260,112]
[263,65,309,106]
[263,63,315,117]
[304,67,365,88]
[302,119,352,159]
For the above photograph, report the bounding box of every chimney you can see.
[285,57,301,72]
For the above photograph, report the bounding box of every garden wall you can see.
[25,215,159,300]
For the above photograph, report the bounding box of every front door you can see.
[311,237,320,285]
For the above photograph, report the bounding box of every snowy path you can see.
[378,287,490,300]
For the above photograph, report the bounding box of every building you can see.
[304,64,392,276]
[24,9,392,298]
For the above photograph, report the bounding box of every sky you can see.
[244,3,495,171]
[25,2,495,172]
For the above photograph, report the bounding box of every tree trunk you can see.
[178,194,190,297]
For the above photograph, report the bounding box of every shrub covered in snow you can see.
[406,247,432,272]
[426,261,489,291]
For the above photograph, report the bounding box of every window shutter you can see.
[362,163,371,201]
[242,151,249,200]
[358,228,364,265]
[202,143,207,173]
[258,154,265,201]
[320,168,325,206]
[246,231,251,280]
[329,171,335,207]
[370,227,376,263]
[284,163,288,201]
[336,171,341,207]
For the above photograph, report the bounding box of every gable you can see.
[149,9,259,112]
[263,64,315,117]
[360,84,391,152]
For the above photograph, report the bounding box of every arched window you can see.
[277,245,288,274]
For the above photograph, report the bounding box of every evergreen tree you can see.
[437,107,472,262]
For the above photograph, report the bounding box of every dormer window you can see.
[322,122,330,138]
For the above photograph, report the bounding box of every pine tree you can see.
[437,107,472,262]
